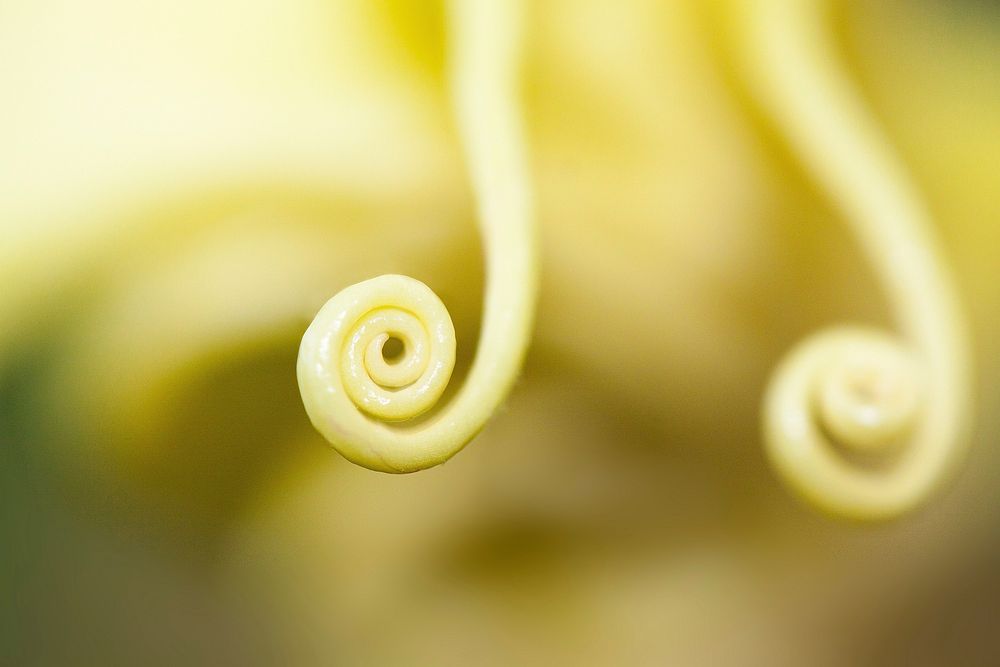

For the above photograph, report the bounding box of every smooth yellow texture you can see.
[736,0,972,519]
[297,0,537,472]
[3,0,1000,664]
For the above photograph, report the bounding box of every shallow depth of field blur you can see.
[3,1,1000,664]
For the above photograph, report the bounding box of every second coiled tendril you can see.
[736,0,972,519]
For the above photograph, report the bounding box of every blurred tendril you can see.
[297,0,537,472]
[738,0,972,519]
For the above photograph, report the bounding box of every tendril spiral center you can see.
[814,336,922,454]
[308,275,457,427]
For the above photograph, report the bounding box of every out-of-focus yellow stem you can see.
[736,0,972,518]
[297,0,536,472]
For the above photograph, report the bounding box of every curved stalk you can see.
[297,0,536,472]
[737,0,972,518]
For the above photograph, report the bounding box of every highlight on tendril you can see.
[297,0,536,473]
[735,0,972,519]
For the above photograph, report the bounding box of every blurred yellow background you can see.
[2,0,1000,664]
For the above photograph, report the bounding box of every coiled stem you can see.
[297,0,536,472]
[738,0,972,518]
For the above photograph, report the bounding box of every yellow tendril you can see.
[297,0,536,473]
[737,0,972,518]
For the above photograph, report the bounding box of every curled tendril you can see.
[737,0,972,518]
[297,0,536,473]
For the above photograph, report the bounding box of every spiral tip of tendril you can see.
[297,274,457,471]
[763,327,930,519]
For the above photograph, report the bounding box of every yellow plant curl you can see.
[737,0,972,519]
[297,0,536,473]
